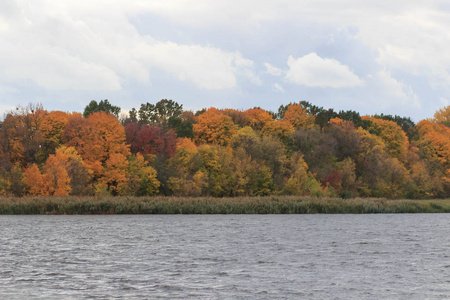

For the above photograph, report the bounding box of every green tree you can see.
[168,116,194,138]
[83,99,121,118]
[138,99,183,126]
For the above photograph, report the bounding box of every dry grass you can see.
[0,196,449,214]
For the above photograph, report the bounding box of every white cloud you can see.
[358,9,450,88]
[440,97,449,106]
[0,0,257,93]
[138,1,450,89]
[264,63,284,76]
[373,70,421,109]
[273,83,285,93]
[286,53,364,88]
[1,0,449,121]
[145,42,257,90]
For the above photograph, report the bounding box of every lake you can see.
[0,214,449,299]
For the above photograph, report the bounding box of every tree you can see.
[167,138,202,196]
[414,120,450,168]
[362,116,409,162]
[56,146,93,196]
[433,105,450,127]
[138,99,183,126]
[230,127,262,158]
[193,108,237,146]
[284,154,322,196]
[122,108,138,125]
[168,116,194,138]
[283,103,316,129]
[0,113,26,164]
[321,157,360,198]
[337,110,364,128]
[292,127,338,181]
[125,122,177,158]
[325,119,362,161]
[42,151,72,196]
[23,164,45,195]
[127,153,160,196]
[0,104,47,166]
[243,108,273,131]
[9,163,26,196]
[63,112,130,180]
[357,143,409,198]
[261,120,295,146]
[39,111,70,155]
[373,113,416,139]
[315,108,337,129]
[99,153,129,195]
[83,99,121,118]
[405,148,436,198]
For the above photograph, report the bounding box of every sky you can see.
[1,1,450,122]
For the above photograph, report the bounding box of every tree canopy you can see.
[6,99,450,199]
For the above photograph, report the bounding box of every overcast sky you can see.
[1,1,449,121]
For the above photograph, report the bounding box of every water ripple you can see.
[0,214,449,299]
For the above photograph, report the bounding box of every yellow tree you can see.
[173,138,198,167]
[261,120,295,144]
[167,138,201,196]
[99,153,129,195]
[362,116,409,162]
[39,111,70,153]
[433,105,450,127]
[284,153,324,196]
[127,153,160,196]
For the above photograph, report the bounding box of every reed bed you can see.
[0,196,449,214]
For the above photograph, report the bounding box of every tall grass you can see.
[0,196,449,214]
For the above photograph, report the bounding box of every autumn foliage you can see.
[2,100,450,199]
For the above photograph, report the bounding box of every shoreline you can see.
[1,196,449,214]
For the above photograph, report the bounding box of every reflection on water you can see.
[0,214,449,299]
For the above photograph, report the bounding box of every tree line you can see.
[1,99,450,199]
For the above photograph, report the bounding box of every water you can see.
[0,214,449,299]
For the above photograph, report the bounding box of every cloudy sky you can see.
[1,1,449,121]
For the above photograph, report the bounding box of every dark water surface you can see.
[0,214,449,299]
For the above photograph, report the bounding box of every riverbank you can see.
[0,196,449,214]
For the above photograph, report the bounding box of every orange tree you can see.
[283,103,315,129]
[62,111,130,194]
[193,108,238,146]
[243,108,273,131]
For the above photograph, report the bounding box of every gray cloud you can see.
[0,1,449,120]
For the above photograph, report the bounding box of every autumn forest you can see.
[1,99,450,199]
